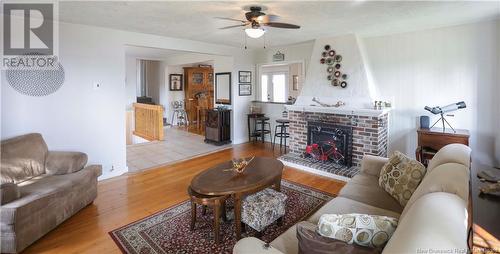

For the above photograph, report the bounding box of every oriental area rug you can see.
[109,180,334,254]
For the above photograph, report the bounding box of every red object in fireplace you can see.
[305,140,345,164]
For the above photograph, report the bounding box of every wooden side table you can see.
[416,128,469,166]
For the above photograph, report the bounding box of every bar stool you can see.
[171,100,189,126]
[254,117,272,143]
[273,119,290,152]
[188,186,228,244]
[247,113,265,141]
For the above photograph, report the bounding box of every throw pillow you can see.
[378,151,426,207]
[317,213,398,248]
[297,221,381,254]
[45,151,88,175]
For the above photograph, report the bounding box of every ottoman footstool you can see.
[241,188,287,238]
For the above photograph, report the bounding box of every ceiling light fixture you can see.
[245,28,265,38]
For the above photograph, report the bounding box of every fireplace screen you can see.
[305,121,353,167]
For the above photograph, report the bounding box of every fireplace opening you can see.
[305,121,353,167]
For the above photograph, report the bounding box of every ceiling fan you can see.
[216,6,300,38]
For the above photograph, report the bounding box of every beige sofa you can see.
[0,133,102,253]
[234,143,471,254]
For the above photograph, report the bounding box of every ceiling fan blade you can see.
[257,14,279,23]
[218,24,247,30]
[214,17,247,23]
[263,22,300,29]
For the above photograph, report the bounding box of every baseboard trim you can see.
[99,167,128,181]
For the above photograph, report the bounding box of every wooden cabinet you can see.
[416,128,469,166]
[184,67,214,125]
[205,109,231,145]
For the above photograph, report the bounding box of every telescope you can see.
[424,101,466,133]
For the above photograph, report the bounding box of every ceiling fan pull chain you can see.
[244,31,248,50]
[263,33,267,49]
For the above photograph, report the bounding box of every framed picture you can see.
[169,74,183,91]
[239,84,251,96]
[239,71,251,83]
[292,75,299,91]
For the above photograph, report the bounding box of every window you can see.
[272,74,286,103]
[138,60,147,97]
[260,72,287,102]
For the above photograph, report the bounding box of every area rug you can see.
[109,180,334,254]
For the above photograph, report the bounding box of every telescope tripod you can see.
[430,113,456,133]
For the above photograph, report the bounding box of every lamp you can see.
[245,28,265,38]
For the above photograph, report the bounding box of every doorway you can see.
[124,45,232,172]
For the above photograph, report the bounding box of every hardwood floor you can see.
[23,142,345,254]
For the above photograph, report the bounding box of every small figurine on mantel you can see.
[374,100,392,110]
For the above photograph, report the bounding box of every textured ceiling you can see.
[60,1,500,48]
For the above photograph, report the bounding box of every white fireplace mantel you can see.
[285,104,391,117]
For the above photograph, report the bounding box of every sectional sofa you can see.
[234,144,471,253]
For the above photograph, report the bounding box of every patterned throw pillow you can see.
[378,151,426,207]
[317,213,398,248]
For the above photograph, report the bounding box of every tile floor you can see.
[127,127,231,172]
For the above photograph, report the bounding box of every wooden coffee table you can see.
[190,157,284,239]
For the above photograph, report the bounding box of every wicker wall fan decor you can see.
[320,45,348,89]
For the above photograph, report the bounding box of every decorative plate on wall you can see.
[321,45,348,89]
[332,79,340,86]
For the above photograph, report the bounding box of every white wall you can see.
[361,19,500,166]
[125,56,137,110]
[256,41,314,66]
[163,64,185,122]
[233,63,256,144]
[1,20,255,180]
[299,34,373,108]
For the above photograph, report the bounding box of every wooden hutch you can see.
[183,67,214,127]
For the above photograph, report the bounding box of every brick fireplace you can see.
[280,106,389,180]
